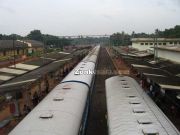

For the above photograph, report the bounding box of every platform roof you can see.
[155,46,180,52]
[0,68,27,75]
[114,47,180,90]
[0,40,28,50]
[0,49,87,93]
[10,63,39,70]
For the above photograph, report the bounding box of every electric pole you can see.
[154,29,158,62]
[13,35,16,67]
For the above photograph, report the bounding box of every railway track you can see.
[86,47,117,135]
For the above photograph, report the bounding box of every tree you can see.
[110,32,131,46]
[27,30,43,41]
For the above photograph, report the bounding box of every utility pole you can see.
[156,29,159,61]
[43,37,46,64]
[13,35,16,67]
[153,36,157,61]
[122,31,125,46]
[154,29,158,62]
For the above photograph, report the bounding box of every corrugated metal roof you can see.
[0,40,28,50]
[0,49,86,92]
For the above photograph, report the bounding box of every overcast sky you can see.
[0,0,180,36]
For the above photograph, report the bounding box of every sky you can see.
[0,0,180,36]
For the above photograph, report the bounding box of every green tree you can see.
[27,30,43,41]
[110,32,131,46]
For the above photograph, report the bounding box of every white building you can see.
[155,46,180,63]
[131,38,180,51]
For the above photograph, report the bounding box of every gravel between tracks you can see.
[86,47,117,135]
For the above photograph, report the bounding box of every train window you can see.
[39,112,53,119]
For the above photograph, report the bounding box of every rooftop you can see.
[113,46,180,90]
[0,40,28,50]
[18,40,44,48]
[131,38,180,42]
[0,40,44,50]
[0,49,87,93]
[113,46,153,58]
[156,46,180,52]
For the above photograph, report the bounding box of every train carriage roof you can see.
[105,76,180,135]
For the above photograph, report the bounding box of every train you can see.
[105,76,180,135]
[9,45,100,135]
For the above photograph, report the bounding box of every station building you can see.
[0,40,43,58]
[17,40,44,55]
[155,46,180,63]
[131,38,180,51]
[0,40,28,57]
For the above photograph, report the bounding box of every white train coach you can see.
[9,45,100,135]
[105,76,180,135]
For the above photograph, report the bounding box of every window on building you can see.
[145,43,148,45]
[158,43,162,45]
[174,42,177,45]
[170,42,173,44]
[141,43,144,45]
[163,43,166,45]
[154,43,157,45]
[150,43,153,45]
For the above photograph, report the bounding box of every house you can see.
[17,40,44,55]
[154,46,180,63]
[131,38,180,51]
[0,40,28,57]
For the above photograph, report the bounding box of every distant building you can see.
[0,40,44,58]
[17,40,44,55]
[131,38,180,51]
[0,40,28,57]
[155,46,180,63]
